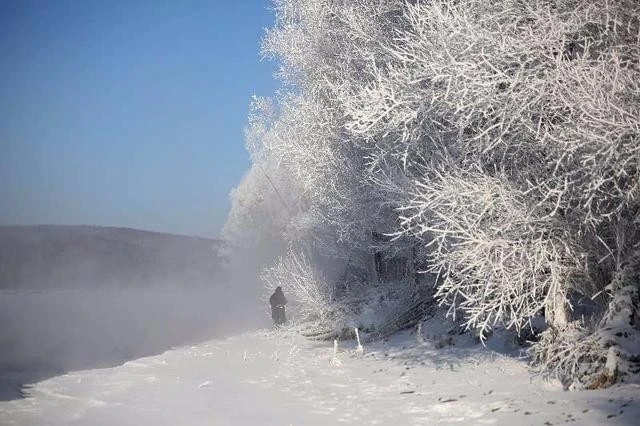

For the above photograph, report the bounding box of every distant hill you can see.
[0,225,226,289]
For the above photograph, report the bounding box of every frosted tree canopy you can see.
[224,0,640,389]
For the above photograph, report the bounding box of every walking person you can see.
[269,286,287,326]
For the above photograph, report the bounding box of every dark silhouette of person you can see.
[269,286,287,326]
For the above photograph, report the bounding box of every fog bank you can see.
[0,226,270,400]
[0,287,267,400]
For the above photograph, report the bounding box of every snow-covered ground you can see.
[1,329,638,425]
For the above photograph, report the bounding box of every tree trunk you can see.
[368,252,379,285]
[546,288,569,328]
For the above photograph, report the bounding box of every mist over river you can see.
[0,287,263,400]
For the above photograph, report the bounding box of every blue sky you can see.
[0,0,278,238]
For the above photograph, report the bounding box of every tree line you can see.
[224,0,639,389]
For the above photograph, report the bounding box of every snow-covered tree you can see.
[224,0,639,386]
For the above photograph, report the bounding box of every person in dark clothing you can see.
[269,286,287,326]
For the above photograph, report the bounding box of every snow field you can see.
[1,330,638,425]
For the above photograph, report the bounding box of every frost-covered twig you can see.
[329,339,342,367]
[354,328,364,356]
